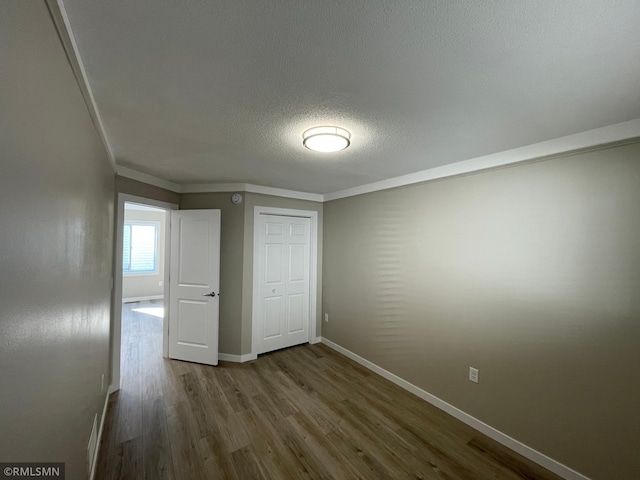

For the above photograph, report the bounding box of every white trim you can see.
[117,166,325,202]
[324,119,640,201]
[112,194,178,393]
[181,182,324,202]
[244,184,323,202]
[251,207,319,358]
[125,203,166,212]
[50,1,117,172]
[218,352,258,363]
[180,183,247,194]
[122,295,164,303]
[89,391,110,480]
[320,338,590,480]
[310,337,321,344]
[117,166,181,193]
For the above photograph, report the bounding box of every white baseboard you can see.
[122,295,164,303]
[320,338,590,480]
[89,391,110,480]
[219,352,258,363]
[310,336,322,344]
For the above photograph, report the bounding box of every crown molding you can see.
[324,118,640,201]
[180,182,324,202]
[180,183,247,194]
[118,118,640,203]
[47,0,117,172]
[116,168,325,202]
[243,184,323,202]
[116,166,181,192]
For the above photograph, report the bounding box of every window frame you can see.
[122,220,160,276]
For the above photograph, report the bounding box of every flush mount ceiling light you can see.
[302,126,351,153]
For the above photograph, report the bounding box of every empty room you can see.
[1,1,639,480]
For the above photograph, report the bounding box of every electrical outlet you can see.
[158,280,163,286]
[324,313,329,323]
[469,367,479,383]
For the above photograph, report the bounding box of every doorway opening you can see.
[120,202,167,394]
[111,194,178,393]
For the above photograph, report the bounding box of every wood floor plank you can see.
[325,428,394,480]
[240,396,311,479]
[231,445,271,480]
[95,301,565,480]
[113,436,143,480]
[201,384,251,451]
[277,423,335,480]
[116,340,143,444]
[228,362,261,398]
[286,410,367,480]
[249,360,299,418]
[327,398,439,479]
[141,397,174,480]
[216,368,253,413]
[165,401,209,480]
[198,434,238,480]
[468,434,558,480]
[270,367,341,435]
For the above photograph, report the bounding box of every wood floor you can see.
[96,301,563,480]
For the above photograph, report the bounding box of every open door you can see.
[169,209,221,365]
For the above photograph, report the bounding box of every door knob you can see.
[202,292,216,297]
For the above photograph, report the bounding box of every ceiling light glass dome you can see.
[302,126,351,153]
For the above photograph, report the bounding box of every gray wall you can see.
[180,192,246,355]
[0,2,114,479]
[322,141,640,480]
[180,192,323,355]
[116,175,180,205]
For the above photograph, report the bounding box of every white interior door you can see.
[258,214,311,354]
[169,210,220,365]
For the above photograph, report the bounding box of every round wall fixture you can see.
[231,193,243,204]
[302,126,351,153]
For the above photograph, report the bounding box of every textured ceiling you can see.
[62,0,640,194]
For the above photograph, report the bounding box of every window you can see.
[123,222,159,274]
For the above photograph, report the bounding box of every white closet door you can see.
[257,214,310,354]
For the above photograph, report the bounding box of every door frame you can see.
[112,193,178,393]
[251,206,319,357]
